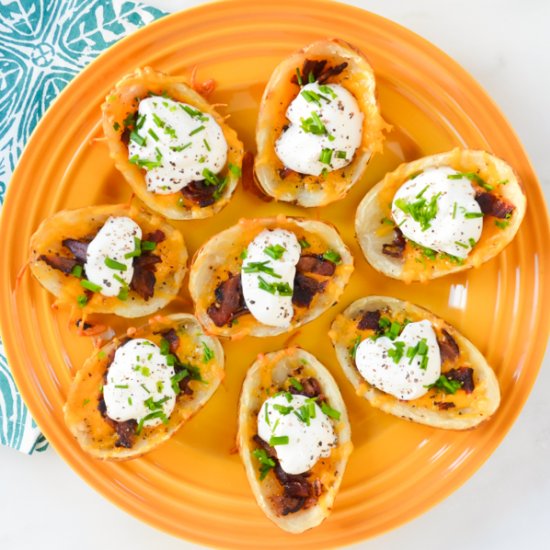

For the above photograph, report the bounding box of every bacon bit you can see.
[434,401,456,410]
[358,310,381,331]
[241,151,273,202]
[190,66,216,97]
[475,191,515,219]
[446,367,475,394]
[382,227,406,259]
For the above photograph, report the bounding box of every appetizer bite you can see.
[237,348,352,533]
[355,149,526,282]
[102,67,244,220]
[330,296,500,429]
[29,203,187,317]
[64,314,224,459]
[189,216,353,338]
[255,39,387,207]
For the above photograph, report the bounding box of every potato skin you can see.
[255,39,388,207]
[237,347,352,533]
[29,203,188,317]
[64,314,224,460]
[355,149,526,282]
[188,216,354,338]
[330,296,501,429]
[102,67,244,220]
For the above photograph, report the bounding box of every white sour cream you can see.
[355,320,441,400]
[84,216,141,297]
[103,339,176,428]
[391,167,483,258]
[241,229,301,327]
[127,97,228,194]
[258,393,337,475]
[275,82,363,176]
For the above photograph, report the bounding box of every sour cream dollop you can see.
[258,393,337,474]
[103,338,176,428]
[127,97,228,194]
[241,229,301,327]
[84,216,141,297]
[355,320,441,400]
[391,167,483,259]
[275,82,363,176]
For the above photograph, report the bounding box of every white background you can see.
[1,1,549,549]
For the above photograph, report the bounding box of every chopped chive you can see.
[426,374,462,394]
[140,383,150,394]
[136,114,146,130]
[141,240,156,251]
[243,260,281,278]
[189,125,205,136]
[495,220,509,229]
[454,241,469,249]
[147,128,159,141]
[319,148,333,165]
[128,397,133,405]
[468,238,476,247]
[322,250,341,264]
[104,257,127,271]
[336,150,347,159]
[273,404,293,415]
[464,212,483,219]
[228,162,242,177]
[298,238,310,249]
[71,264,83,278]
[114,384,129,389]
[129,131,146,146]
[321,401,341,420]
[240,249,248,260]
[124,237,141,259]
[269,435,289,446]
[136,410,169,434]
[202,341,214,363]
[381,217,395,226]
[117,287,129,301]
[264,402,270,426]
[181,104,201,118]
[257,276,292,296]
[82,398,90,406]
[80,279,102,293]
[152,113,164,127]
[448,171,493,191]
[202,138,211,151]
[295,67,303,86]
[416,185,430,198]
[452,202,457,219]
[264,244,286,260]
[170,142,192,152]
[289,377,303,391]
[113,122,120,131]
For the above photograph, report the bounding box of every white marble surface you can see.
[1,1,549,549]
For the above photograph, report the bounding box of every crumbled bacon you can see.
[130,254,161,301]
[38,254,79,274]
[446,367,475,394]
[438,329,460,363]
[382,227,407,259]
[475,191,515,219]
[358,310,381,331]
[207,274,248,327]
[181,180,217,207]
[292,274,327,308]
[62,238,89,263]
[296,254,336,276]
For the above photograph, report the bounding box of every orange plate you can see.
[1,1,549,547]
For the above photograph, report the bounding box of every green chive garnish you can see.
[104,257,127,271]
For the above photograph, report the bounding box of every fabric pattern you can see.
[0,0,165,453]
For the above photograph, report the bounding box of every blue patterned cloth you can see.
[0,0,165,453]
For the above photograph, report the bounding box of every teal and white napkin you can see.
[0,0,165,454]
